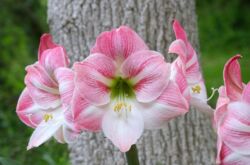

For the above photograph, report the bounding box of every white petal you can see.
[142,103,188,129]
[27,120,63,150]
[190,97,214,116]
[53,127,65,143]
[102,104,144,152]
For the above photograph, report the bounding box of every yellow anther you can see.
[113,102,131,112]
[192,85,201,94]
[43,114,53,122]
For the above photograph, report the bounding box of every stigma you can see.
[192,85,201,94]
[43,114,53,122]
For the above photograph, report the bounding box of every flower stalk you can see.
[125,145,140,165]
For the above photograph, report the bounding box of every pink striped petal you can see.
[27,120,62,150]
[25,63,61,109]
[185,55,202,84]
[91,26,148,61]
[219,142,250,165]
[16,88,44,128]
[74,53,115,105]
[71,91,104,131]
[39,46,69,76]
[38,34,58,60]
[173,20,196,59]
[223,55,243,101]
[102,108,144,152]
[220,102,250,155]
[173,20,188,44]
[54,68,74,107]
[216,87,229,109]
[214,86,230,129]
[63,125,79,143]
[214,104,228,131]
[121,50,170,102]
[172,20,203,85]
[216,134,224,164]
[243,82,250,103]
[168,39,187,63]
[142,81,189,129]
[170,61,188,96]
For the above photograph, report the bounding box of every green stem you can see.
[125,144,140,165]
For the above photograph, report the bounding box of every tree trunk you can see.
[47,0,216,164]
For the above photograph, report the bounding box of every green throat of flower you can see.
[110,77,135,113]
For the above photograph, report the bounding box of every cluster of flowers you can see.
[16,20,249,164]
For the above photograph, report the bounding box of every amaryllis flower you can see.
[168,20,213,115]
[214,55,250,164]
[73,26,189,152]
[16,34,77,149]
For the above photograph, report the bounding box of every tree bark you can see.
[47,0,216,164]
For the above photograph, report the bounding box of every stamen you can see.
[192,85,201,94]
[114,102,131,112]
[113,93,132,120]
[206,87,219,101]
[43,114,53,122]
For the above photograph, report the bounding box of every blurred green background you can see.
[0,0,249,164]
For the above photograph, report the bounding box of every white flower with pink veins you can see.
[72,26,189,152]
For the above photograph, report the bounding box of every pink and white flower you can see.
[73,26,189,152]
[169,20,213,115]
[214,55,250,164]
[16,34,78,150]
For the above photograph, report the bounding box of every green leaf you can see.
[0,157,20,165]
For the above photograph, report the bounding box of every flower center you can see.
[110,77,134,114]
[43,113,53,122]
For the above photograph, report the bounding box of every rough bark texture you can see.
[47,0,216,164]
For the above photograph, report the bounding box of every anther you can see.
[43,114,53,122]
[192,85,201,94]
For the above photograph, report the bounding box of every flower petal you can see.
[190,97,214,116]
[170,61,188,96]
[214,86,230,129]
[53,127,65,143]
[16,88,44,128]
[220,102,250,155]
[71,91,104,131]
[219,142,250,165]
[242,82,250,104]
[27,120,62,150]
[121,50,170,102]
[172,20,203,85]
[38,34,58,60]
[63,125,79,143]
[91,26,148,61]
[168,39,187,63]
[142,80,189,129]
[173,20,188,44]
[25,63,61,109]
[54,68,74,107]
[39,47,70,76]
[102,106,144,152]
[74,53,115,105]
[223,55,243,101]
